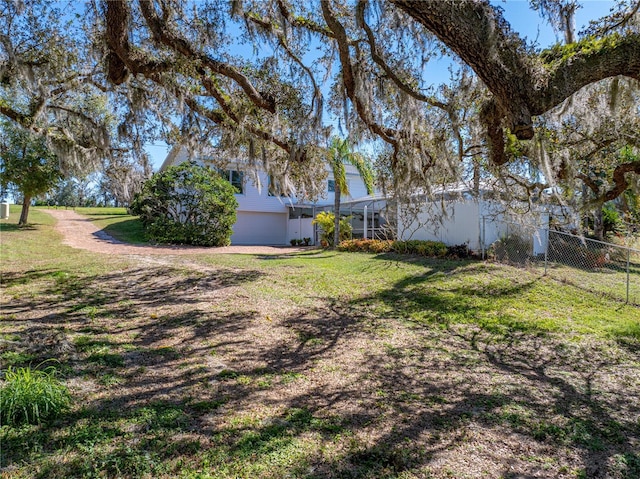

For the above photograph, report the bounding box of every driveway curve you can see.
[43,208,308,256]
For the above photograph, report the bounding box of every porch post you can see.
[372,201,375,239]
[363,205,368,239]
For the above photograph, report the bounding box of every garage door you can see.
[231,212,288,245]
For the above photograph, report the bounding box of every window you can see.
[289,207,314,219]
[328,179,349,194]
[229,170,244,194]
[217,169,244,194]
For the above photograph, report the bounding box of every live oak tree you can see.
[483,1,640,234]
[0,0,113,171]
[95,0,639,204]
[3,1,639,207]
[534,77,640,238]
[389,1,638,164]
[0,0,158,198]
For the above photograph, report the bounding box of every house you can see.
[160,146,375,245]
[161,147,551,250]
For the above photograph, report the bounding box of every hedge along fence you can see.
[337,239,474,258]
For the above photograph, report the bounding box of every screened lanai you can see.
[312,195,394,241]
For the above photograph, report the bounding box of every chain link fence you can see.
[483,219,640,305]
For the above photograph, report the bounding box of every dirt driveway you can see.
[44,208,308,256]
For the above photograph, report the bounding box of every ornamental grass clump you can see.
[0,365,71,426]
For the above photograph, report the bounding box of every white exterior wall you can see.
[287,218,315,243]
[398,197,551,253]
[314,165,372,206]
[235,171,289,214]
[399,200,484,250]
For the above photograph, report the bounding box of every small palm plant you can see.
[0,365,71,426]
[327,137,375,247]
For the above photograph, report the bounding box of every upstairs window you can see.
[217,169,244,194]
[328,179,349,194]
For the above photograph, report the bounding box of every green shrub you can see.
[491,235,531,262]
[0,365,71,426]
[338,239,447,257]
[130,162,238,246]
[602,204,624,236]
[312,211,352,247]
[391,240,447,257]
[337,239,393,253]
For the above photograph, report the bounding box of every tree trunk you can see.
[19,195,31,226]
[593,207,604,241]
[333,183,341,248]
[472,159,480,196]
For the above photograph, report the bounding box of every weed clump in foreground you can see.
[0,365,71,426]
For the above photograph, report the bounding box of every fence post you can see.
[482,216,486,260]
[544,227,549,275]
[627,246,631,304]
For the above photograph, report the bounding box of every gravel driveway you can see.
[44,208,309,256]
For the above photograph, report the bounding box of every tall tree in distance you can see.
[327,137,375,247]
[0,122,61,225]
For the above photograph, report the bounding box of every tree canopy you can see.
[2,0,639,209]
[0,121,61,224]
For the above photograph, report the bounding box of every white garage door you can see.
[231,212,288,245]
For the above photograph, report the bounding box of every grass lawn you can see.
[1,208,639,478]
[72,206,148,244]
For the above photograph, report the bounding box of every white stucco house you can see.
[160,146,554,250]
[160,146,376,245]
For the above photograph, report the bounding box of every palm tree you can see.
[327,137,375,247]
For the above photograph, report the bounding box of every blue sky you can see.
[144,1,618,171]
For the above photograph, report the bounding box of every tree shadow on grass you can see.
[294,266,639,478]
[1,260,639,478]
[255,249,332,261]
[358,260,546,337]
[0,263,264,369]
[0,269,71,288]
[0,222,39,232]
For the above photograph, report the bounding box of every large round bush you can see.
[131,162,238,246]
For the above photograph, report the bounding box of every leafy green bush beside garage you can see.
[130,162,238,247]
